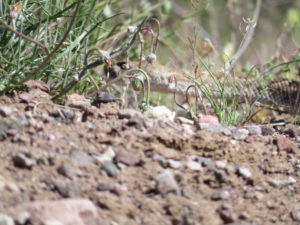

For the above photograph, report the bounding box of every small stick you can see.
[0,19,49,55]
[225,0,262,71]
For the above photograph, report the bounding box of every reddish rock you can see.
[276,135,294,152]
[197,115,219,125]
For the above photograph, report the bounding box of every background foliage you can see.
[0,0,299,97]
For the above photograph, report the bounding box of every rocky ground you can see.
[0,84,300,225]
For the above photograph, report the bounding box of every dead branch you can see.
[225,0,262,71]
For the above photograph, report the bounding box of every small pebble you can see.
[211,190,230,200]
[95,91,121,103]
[57,163,76,179]
[54,181,82,198]
[155,170,180,195]
[15,211,30,225]
[200,157,212,166]
[69,148,94,167]
[232,128,249,140]
[167,159,181,169]
[101,161,119,177]
[215,160,227,169]
[268,177,296,189]
[145,106,175,122]
[97,182,116,192]
[12,153,36,169]
[244,125,262,136]
[95,147,115,162]
[237,167,252,179]
[0,106,12,117]
[216,203,238,224]
[186,161,202,171]
[115,151,140,166]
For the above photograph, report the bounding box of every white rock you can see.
[95,147,115,162]
[215,160,227,169]
[167,159,181,169]
[145,106,175,122]
[0,213,14,225]
[238,167,252,179]
[268,176,296,188]
[186,161,203,171]
[0,106,12,117]
[15,211,30,225]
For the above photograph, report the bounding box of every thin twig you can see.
[225,0,262,71]
[147,18,160,54]
[0,19,49,54]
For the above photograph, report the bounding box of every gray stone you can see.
[268,177,296,189]
[101,161,119,177]
[0,213,14,225]
[232,128,249,140]
[54,181,82,198]
[60,109,75,120]
[94,91,121,104]
[57,163,76,179]
[211,190,230,200]
[244,125,262,136]
[216,203,238,224]
[12,153,36,169]
[200,157,212,166]
[96,183,116,192]
[69,148,94,167]
[155,170,180,195]
[199,123,232,135]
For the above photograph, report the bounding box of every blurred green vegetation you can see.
[0,0,299,98]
